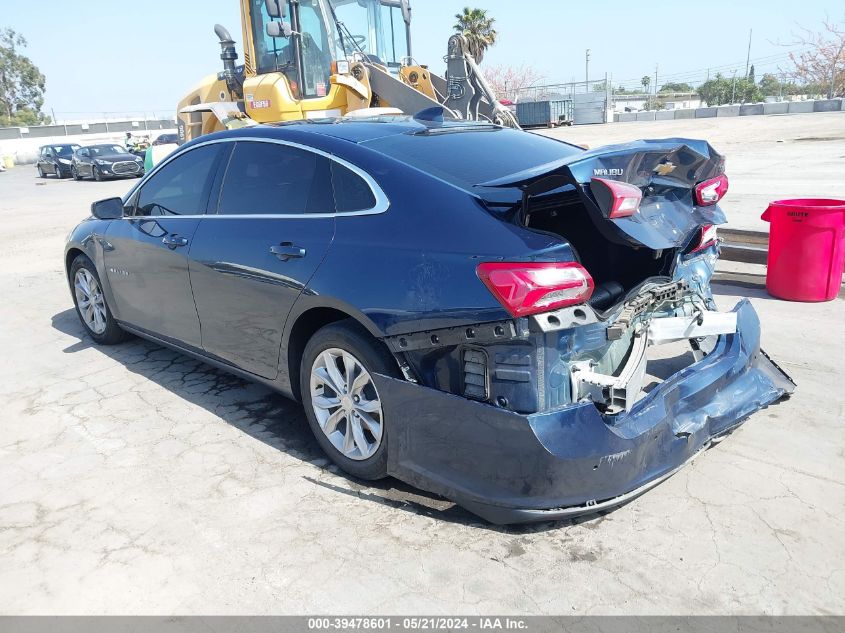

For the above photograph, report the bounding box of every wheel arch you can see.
[284,302,396,402]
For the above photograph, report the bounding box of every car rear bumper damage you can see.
[374,299,794,524]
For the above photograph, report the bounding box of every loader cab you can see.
[247,0,412,99]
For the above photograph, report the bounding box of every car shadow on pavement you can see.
[51,308,584,533]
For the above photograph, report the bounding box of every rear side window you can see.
[135,144,222,216]
[217,141,334,215]
[331,161,376,213]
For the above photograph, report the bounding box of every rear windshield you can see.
[362,127,583,190]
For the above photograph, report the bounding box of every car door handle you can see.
[162,234,189,248]
[270,243,306,261]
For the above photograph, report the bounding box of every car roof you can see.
[249,116,503,144]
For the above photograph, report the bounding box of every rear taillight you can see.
[694,174,729,206]
[690,224,719,253]
[590,177,643,218]
[476,262,594,317]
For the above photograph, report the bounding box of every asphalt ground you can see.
[0,150,843,615]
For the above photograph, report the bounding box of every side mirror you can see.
[91,197,124,220]
[266,21,293,38]
[265,0,286,18]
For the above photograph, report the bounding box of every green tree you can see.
[453,7,498,64]
[659,82,694,93]
[698,73,763,105]
[747,64,756,84]
[0,29,48,127]
[697,74,731,105]
[734,77,763,103]
[640,75,651,93]
[759,72,781,95]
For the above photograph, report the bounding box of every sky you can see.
[2,0,842,121]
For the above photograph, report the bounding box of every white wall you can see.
[1,129,177,165]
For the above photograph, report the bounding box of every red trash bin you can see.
[761,198,845,302]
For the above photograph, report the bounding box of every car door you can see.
[36,148,46,173]
[42,148,56,175]
[103,143,227,348]
[74,148,89,176]
[188,139,336,379]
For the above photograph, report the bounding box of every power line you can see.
[608,48,809,88]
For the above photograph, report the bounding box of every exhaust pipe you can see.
[215,24,243,100]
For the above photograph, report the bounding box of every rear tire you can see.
[300,320,399,480]
[37,166,45,178]
[71,165,82,181]
[69,254,128,345]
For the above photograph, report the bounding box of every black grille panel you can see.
[463,348,488,400]
[112,161,141,175]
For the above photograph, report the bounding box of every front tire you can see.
[300,320,399,480]
[37,165,45,178]
[93,166,103,182]
[69,255,128,345]
[72,165,82,181]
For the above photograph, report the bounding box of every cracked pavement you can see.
[0,158,843,615]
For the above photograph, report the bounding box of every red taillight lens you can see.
[590,177,643,218]
[694,174,729,206]
[476,262,594,317]
[690,224,718,253]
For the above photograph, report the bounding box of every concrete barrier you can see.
[763,102,789,115]
[740,104,764,116]
[813,99,843,112]
[788,101,814,114]
[610,98,843,126]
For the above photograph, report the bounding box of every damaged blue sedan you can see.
[64,115,795,524]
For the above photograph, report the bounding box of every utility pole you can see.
[731,69,738,104]
[744,29,753,78]
[654,63,659,107]
[585,49,591,90]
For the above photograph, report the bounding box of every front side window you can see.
[134,144,223,217]
[251,0,296,77]
[378,3,408,65]
[217,141,334,215]
[298,1,332,97]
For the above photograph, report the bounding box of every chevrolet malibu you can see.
[64,116,794,523]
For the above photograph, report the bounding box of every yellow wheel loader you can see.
[177,0,519,141]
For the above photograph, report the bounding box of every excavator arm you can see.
[361,34,519,129]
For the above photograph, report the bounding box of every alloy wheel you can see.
[309,348,384,461]
[74,268,108,335]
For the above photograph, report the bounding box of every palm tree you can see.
[453,7,498,64]
[641,75,651,93]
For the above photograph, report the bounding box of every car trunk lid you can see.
[478,138,728,250]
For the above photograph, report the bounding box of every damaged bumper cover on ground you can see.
[374,300,794,524]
